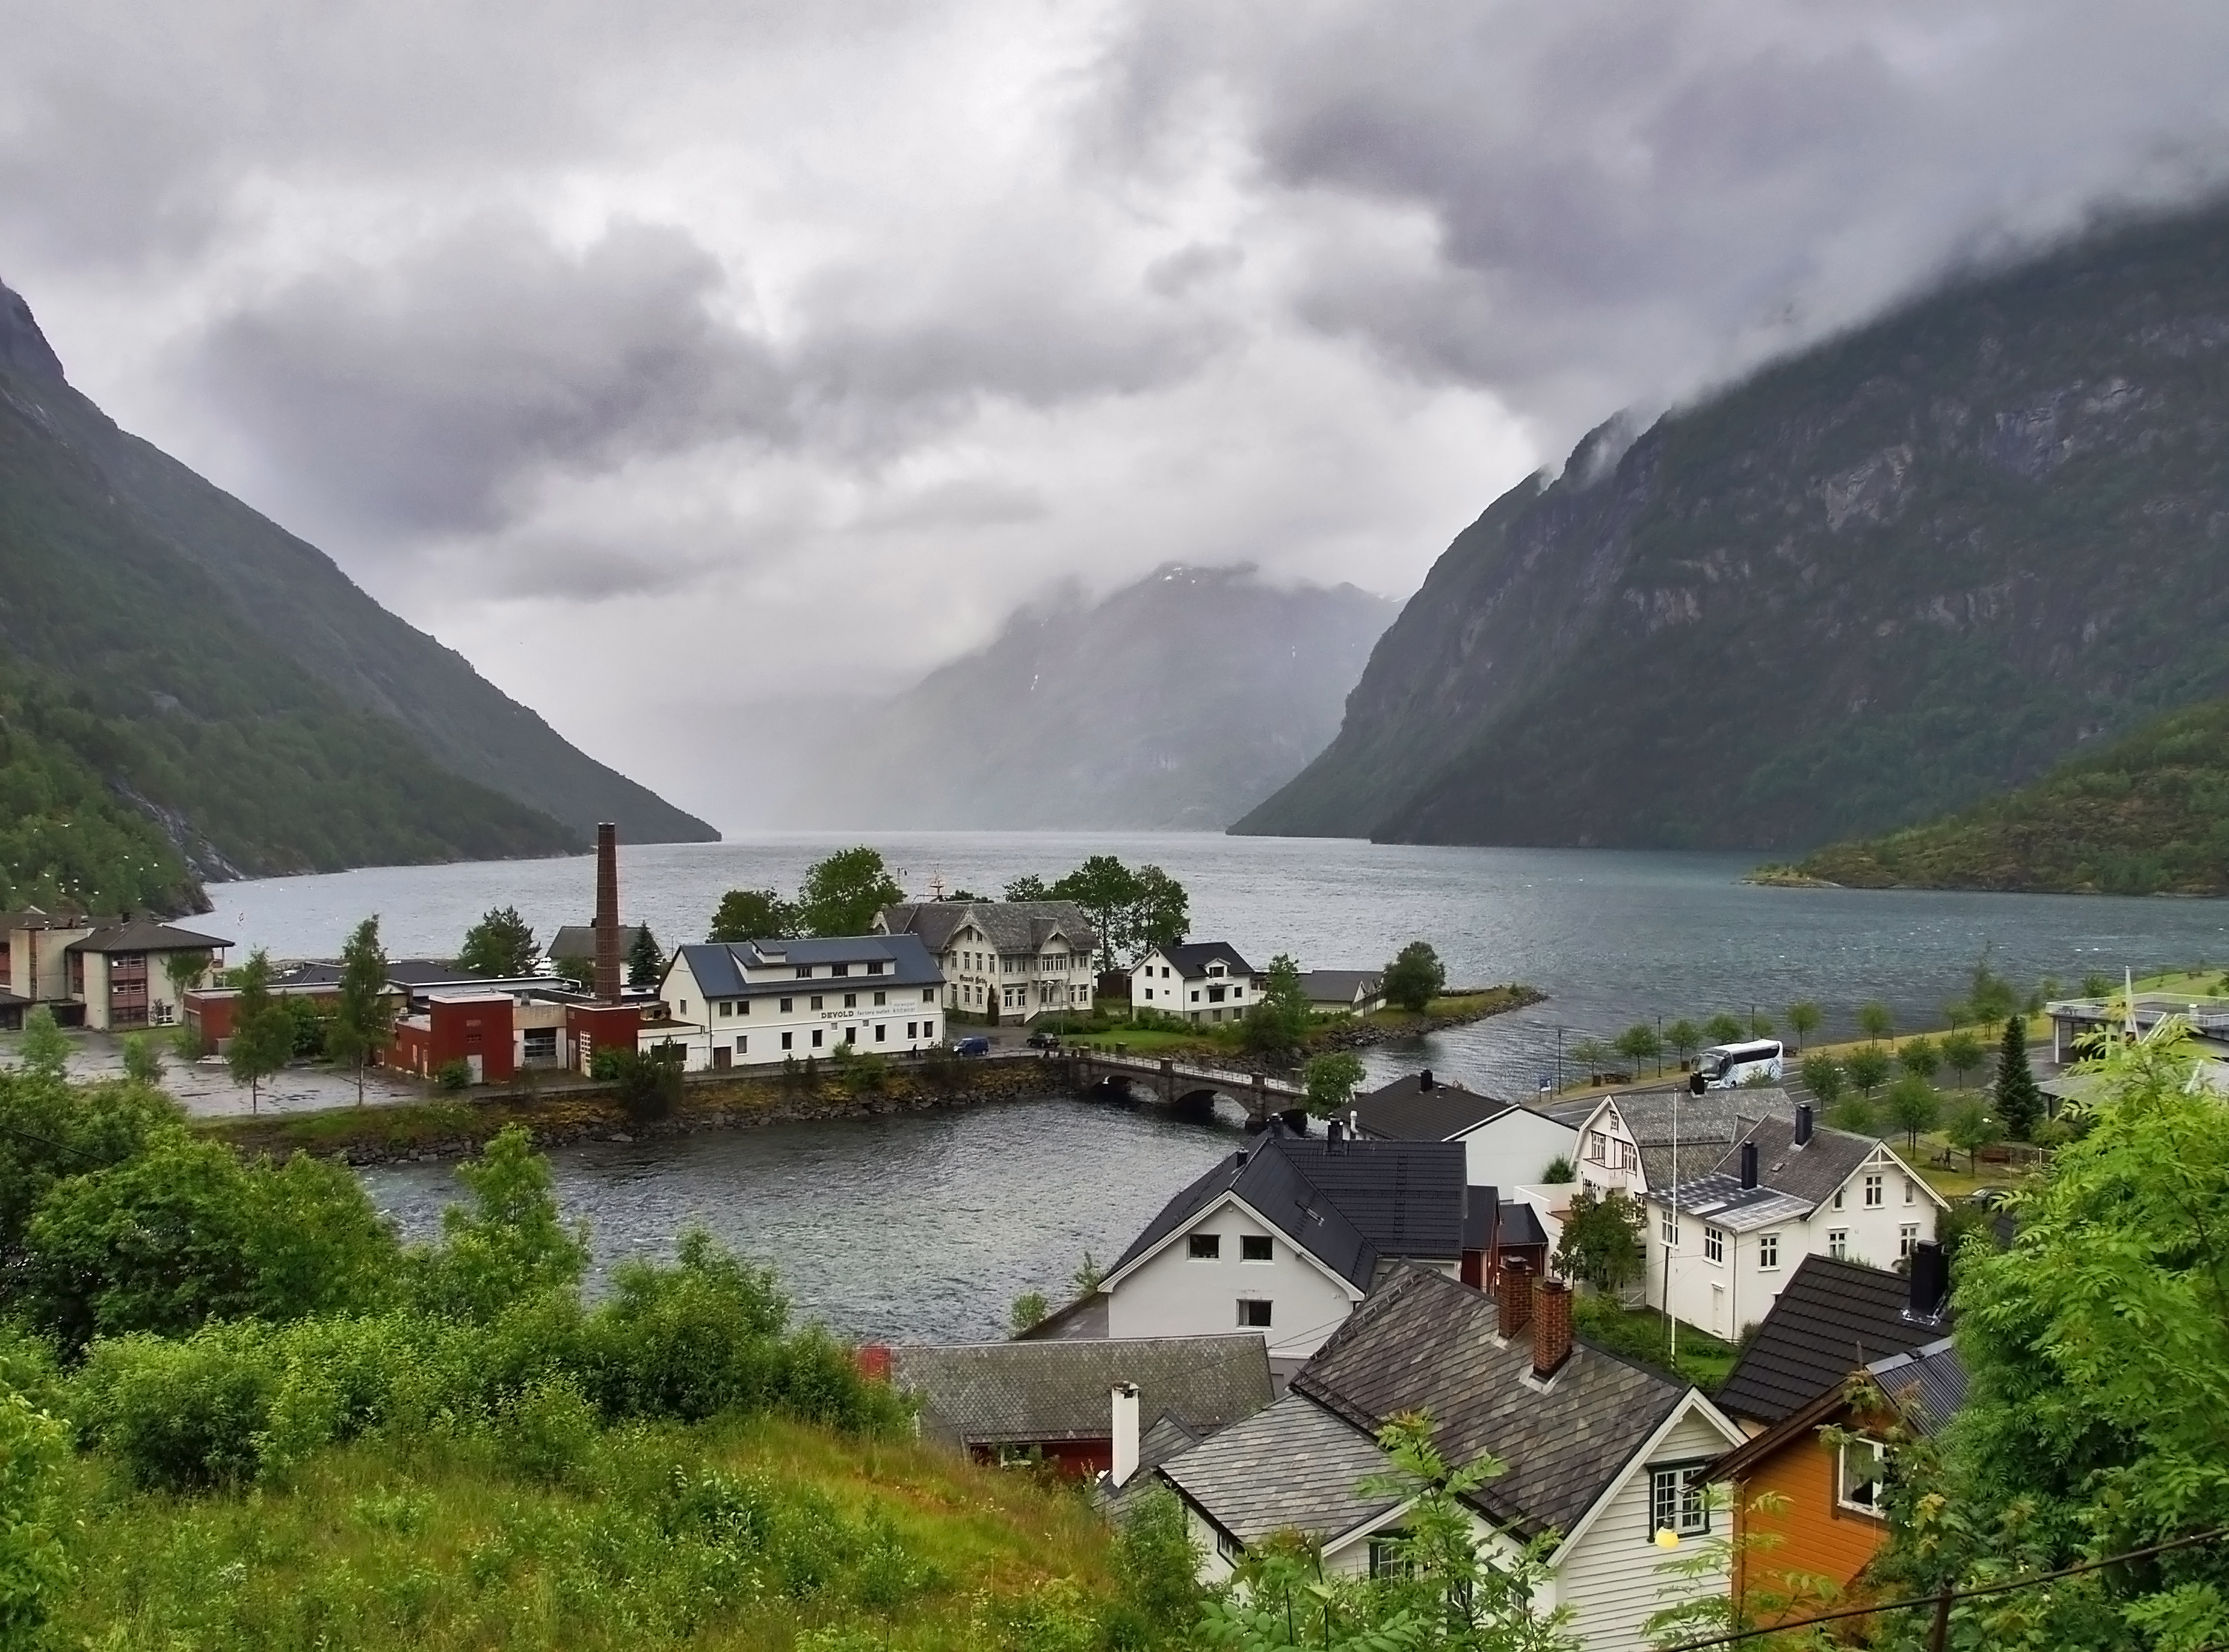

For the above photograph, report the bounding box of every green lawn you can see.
[1572,1297,1741,1394]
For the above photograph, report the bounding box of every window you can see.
[1837,1437,1888,1517]
[780,997,793,1013]
[1833,1188,1845,1210]
[1190,990,1200,1002]
[1758,1232,1781,1269]
[1241,1235,1273,1262]
[811,1030,824,1048]
[1367,1537,1415,1579]
[1661,1213,1678,1247]
[843,1027,857,1044]
[781,1031,794,1050]
[719,1001,733,1018]
[1863,1173,1884,1208]
[867,961,884,976]
[873,990,886,1006]
[906,1021,917,1038]
[1189,1234,1221,1260]
[1904,1178,1916,1205]
[1215,1531,1243,1565]
[922,988,935,1002]
[1237,1299,1271,1328]
[874,1024,887,1042]
[796,966,813,978]
[1650,1466,1711,1537]
[678,1000,688,1015]
[844,993,857,1008]
[735,1035,747,1054]
[1899,1224,1919,1258]
[1704,1226,1725,1264]
[737,998,750,1015]
[832,964,850,978]
[1144,988,1154,1001]
[1829,1228,1849,1260]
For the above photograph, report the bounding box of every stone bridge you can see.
[1063,1048,1304,1118]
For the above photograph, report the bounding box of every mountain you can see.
[1786,694,2229,895]
[1236,201,2229,851]
[787,565,1396,830]
[0,279,714,913]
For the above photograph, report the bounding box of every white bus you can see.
[1687,1038,1784,1092]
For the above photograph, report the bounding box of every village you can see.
[1,824,2195,1651]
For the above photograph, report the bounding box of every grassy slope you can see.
[55,1414,1122,1651]
[1795,694,2229,893]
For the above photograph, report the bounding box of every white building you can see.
[0,910,230,1032]
[876,901,1095,1025]
[1154,1266,1744,1651]
[1573,1087,1798,1202]
[1647,1108,1948,1342]
[655,934,944,1071]
[1300,970,1383,1015]
[1132,941,1259,1024]
[1346,1069,1581,1190]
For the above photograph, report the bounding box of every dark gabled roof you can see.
[1601,1087,1798,1190]
[1702,1115,1884,1212]
[1012,1292,1110,1340]
[1160,1391,1412,1546]
[547,923,648,961]
[65,917,230,954]
[1866,1337,1966,1436]
[1300,970,1382,1003]
[1462,1186,1500,1249]
[1351,1072,1512,1143]
[880,901,1096,957]
[275,957,480,990]
[1713,1255,1949,1425]
[670,934,942,997]
[1108,1130,1468,1292]
[1148,941,1256,979]
[1294,1267,1692,1542]
[1498,1201,1549,1249]
[889,1334,1271,1450]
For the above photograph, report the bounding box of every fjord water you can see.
[226,833,2229,1341]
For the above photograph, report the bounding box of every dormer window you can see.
[831,964,850,978]
[867,961,885,976]
[796,966,813,979]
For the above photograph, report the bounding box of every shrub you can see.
[74,1326,280,1490]
[1542,1155,1576,1183]
[496,1375,599,1485]
[120,1033,164,1086]
[0,1389,70,1643]
[588,1045,626,1082]
[436,1059,473,1091]
[613,1047,683,1121]
[1829,1095,1876,1134]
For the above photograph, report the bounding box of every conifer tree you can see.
[1994,1014,2044,1141]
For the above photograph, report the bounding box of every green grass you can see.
[1573,1297,1741,1394]
[50,1414,1124,1651]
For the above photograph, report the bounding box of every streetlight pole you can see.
[1668,1082,1680,1368]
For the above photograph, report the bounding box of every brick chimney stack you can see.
[594,822,622,1003]
[1497,1256,1534,1340]
[1533,1278,1573,1379]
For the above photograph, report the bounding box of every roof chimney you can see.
[1419,1068,1436,1091]
[1110,1382,1140,1488]
[1533,1279,1574,1379]
[1496,1256,1534,1340]
[1794,1104,1814,1146]
[855,1343,892,1383]
[594,822,622,1003]
[1739,1140,1759,1190]
[1908,1240,1949,1321]
[1328,1118,1344,1144]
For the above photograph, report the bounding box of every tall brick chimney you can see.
[1533,1278,1573,1379]
[1497,1256,1534,1340]
[594,822,622,1003]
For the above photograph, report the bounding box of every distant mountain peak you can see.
[0,280,67,386]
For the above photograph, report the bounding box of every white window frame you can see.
[1189,1233,1221,1261]
[1240,1235,1274,1263]
[1649,1465,1712,1538]
[1837,1436,1889,1518]
[1237,1297,1272,1328]
[1863,1173,1884,1209]
[1704,1226,1726,1265]
[1829,1228,1849,1260]
[1661,1212,1678,1248]
[1899,1223,1920,1258]
[1758,1232,1780,1270]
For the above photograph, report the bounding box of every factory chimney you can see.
[595,823,622,1003]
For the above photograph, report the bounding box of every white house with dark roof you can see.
[0,910,231,1031]
[1348,1069,1580,1191]
[877,901,1095,1024]
[655,934,944,1070]
[1574,1087,1798,1201]
[1300,970,1383,1015]
[1154,1265,1744,1649]
[1132,941,1258,1024]
[1647,1107,1947,1341]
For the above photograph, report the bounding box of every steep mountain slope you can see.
[790,565,1395,830]
[1790,694,2229,894]
[0,281,715,848]
[1237,201,2229,850]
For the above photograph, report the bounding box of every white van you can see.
[1688,1038,1784,1092]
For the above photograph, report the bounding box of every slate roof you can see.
[1600,1087,1798,1190]
[1160,1391,1412,1547]
[881,901,1096,958]
[65,917,230,954]
[1148,941,1257,980]
[547,923,648,960]
[670,934,943,997]
[1710,1116,1882,1211]
[1294,1266,1694,1542]
[1866,1337,1966,1436]
[1497,1201,1549,1249]
[889,1334,1271,1450]
[1107,1129,1470,1292]
[1300,970,1382,1006]
[1713,1255,1949,1425]
[1351,1071,1513,1142]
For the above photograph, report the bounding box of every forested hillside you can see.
[1237,201,2229,851]
[1792,694,2229,893]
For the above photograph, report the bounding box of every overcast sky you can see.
[5,0,2228,830]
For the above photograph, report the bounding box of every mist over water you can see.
[226,833,2229,1341]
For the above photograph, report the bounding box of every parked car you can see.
[1025,1030,1060,1050]
[953,1035,992,1057]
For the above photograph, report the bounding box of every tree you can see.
[224,949,293,1114]
[1665,1018,1702,1067]
[0,1390,70,1646]
[796,847,906,938]
[1570,1038,1614,1083]
[1302,1050,1365,1118]
[1857,1001,1893,1041]
[1009,1292,1048,1334]
[627,925,666,988]
[161,947,212,1004]
[1940,1027,1985,1088]
[1702,1012,1744,1046]
[1897,1034,1941,1083]
[1994,1014,2044,1141]
[409,1124,590,1323]
[1844,1044,1891,1098]
[707,888,796,942]
[1243,955,1312,1058]
[612,1045,683,1121]
[1130,864,1189,959]
[1944,1095,2000,1171]
[1829,1094,1875,1135]
[15,1008,67,1082]
[324,916,397,1107]
[1965,947,2020,1024]
[1616,1022,1664,1077]
[1001,875,1048,901]
[1785,1001,1821,1050]
[1554,1185,1645,1295]
[459,906,537,978]
[1801,1053,1844,1109]
[1044,856,1142,973]
[1382,941,1446,1014]
[120,1032,164,1087]
[1747,1009,1775,1038]
[551,953,594,992]
[1941,999,1971,1030]
[1884,1074,1940,1150]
